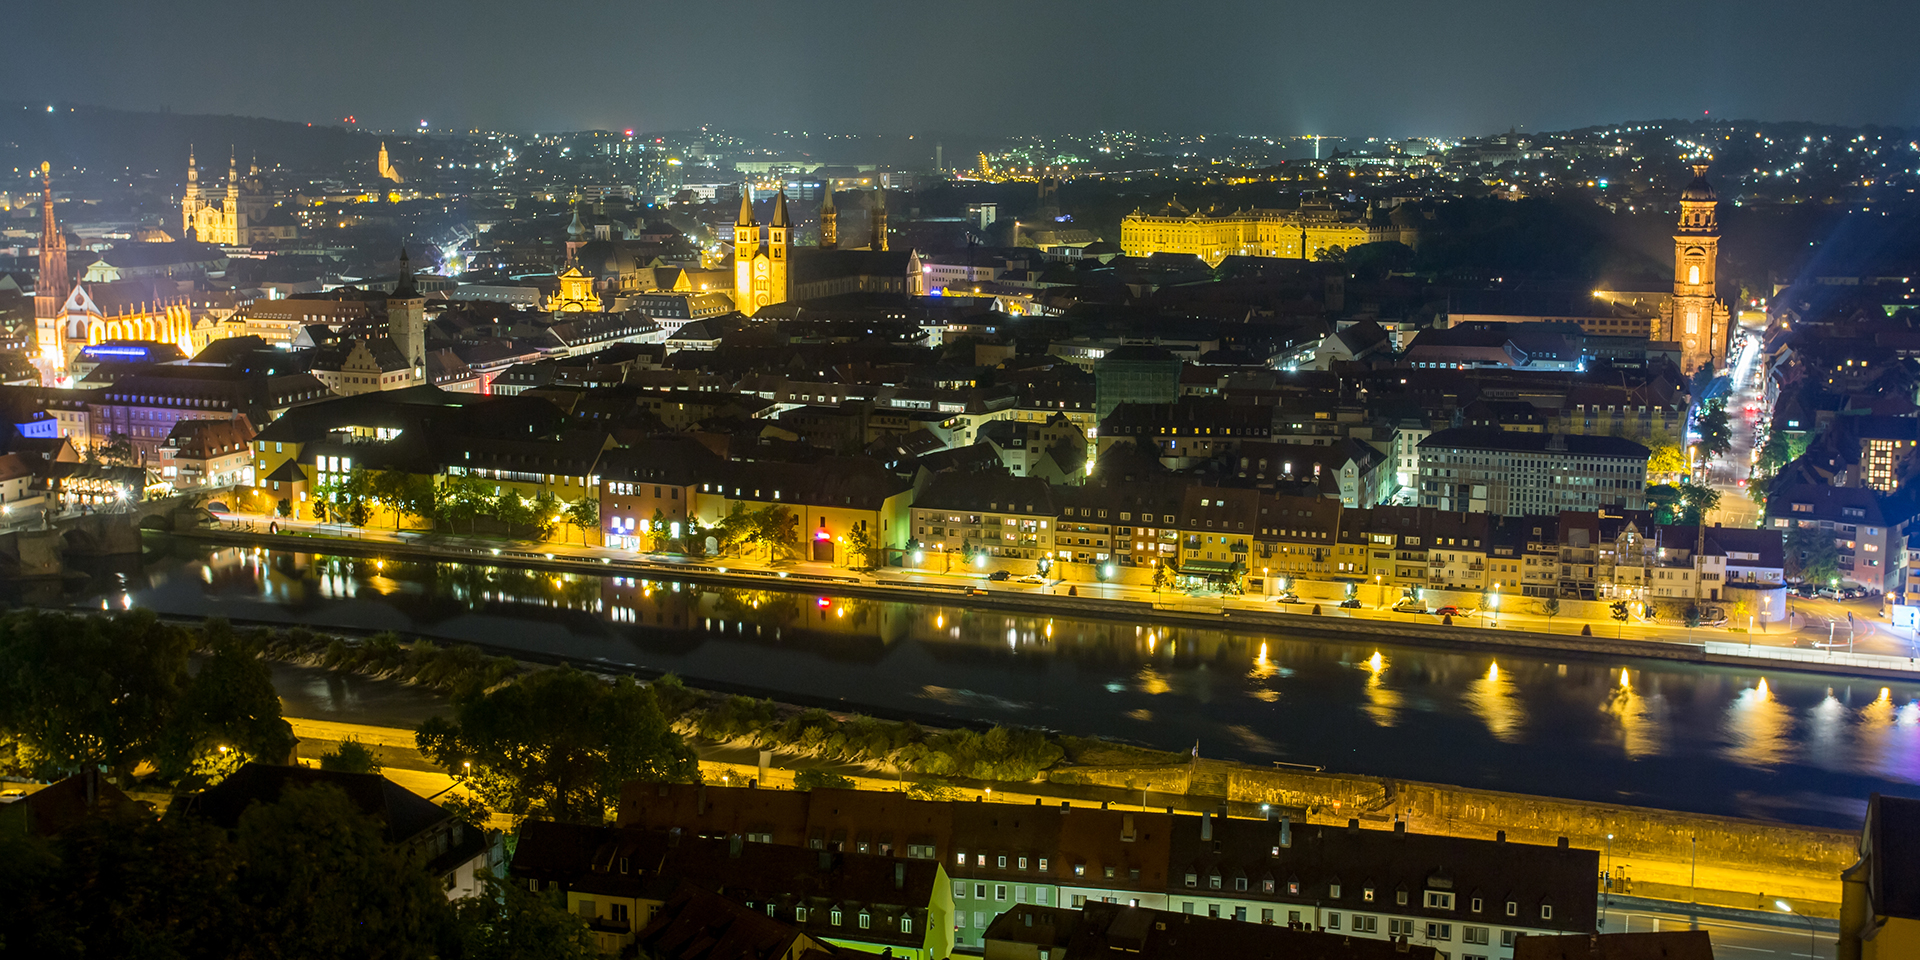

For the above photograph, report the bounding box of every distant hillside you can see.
[0,101,390,178]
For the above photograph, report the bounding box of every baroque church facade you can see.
[181,149,291,245]
[1658,164,1732,375]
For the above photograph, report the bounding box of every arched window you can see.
[1688,265,1700,285]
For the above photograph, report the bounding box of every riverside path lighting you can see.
[1776,901,1818,960]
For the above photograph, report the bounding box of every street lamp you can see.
[1776,900,1819,960]
[1603,833,1614,920]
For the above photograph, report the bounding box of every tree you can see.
[1674,481,1721,525]
[562,497,600,546]
[416,667,699,823]
[794,768,856,791]
[435,474,493,534]
[1757,430,1810,478]
[160,624,298,783]
[232,783,455,957]
[846,524,879,570]
[1646,440,1688,479]
[530,490,563,541]
[1152,563,1168,593]
[647,508,669,552]
[0,609,193,786]
[1697,402,1732,460]
[452,871,597,960]
[1786,525,1841,587]
[1610,601,1631,638]
[372,471,435,531]
[320,737,383,774]
[1541,596,1561,634]
[317,467,377,526]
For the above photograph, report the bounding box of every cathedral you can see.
[1658,164,1731,375]
[181,149,284,245]
[38,162,193,382]
[732,188,790,316]
[732,184,915,316]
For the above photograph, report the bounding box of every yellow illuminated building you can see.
[546,266,601,313]
[1121,199,1396,266]
[732,188,789,316]
[1659,164,1731,375]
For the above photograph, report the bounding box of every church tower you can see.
[385,247,427,379]
[869,185,888,252]
[765,190,790,311]
[226,149,244,240]
[1659,164,1730,375]
[378,142,403,184]
[733,187,759,313]
[818,184,837,249]
[34,162,69,372]
[181,147,200,241]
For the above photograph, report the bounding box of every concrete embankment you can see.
[168,527,1917,682]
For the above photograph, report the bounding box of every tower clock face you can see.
[756,261,768,276]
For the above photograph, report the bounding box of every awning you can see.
[1178,560,1240,577]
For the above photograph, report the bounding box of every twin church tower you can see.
[733,182,888,317]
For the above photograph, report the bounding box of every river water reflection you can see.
[72,542,1920,828]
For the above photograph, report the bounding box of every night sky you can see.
[7,0,1917,136]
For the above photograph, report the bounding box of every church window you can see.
[1688,265,1700,285]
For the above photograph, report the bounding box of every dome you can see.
[1680,164,1716,202]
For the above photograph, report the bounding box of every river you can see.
[60,541,1920,829]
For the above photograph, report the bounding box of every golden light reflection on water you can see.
[1603,668,1661,758]
[1465,661,1525,743]
[1362,651,1401,727]
[1723,678,1795,767]
[1137,667,1172,695]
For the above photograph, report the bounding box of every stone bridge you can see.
[0,493,217,575]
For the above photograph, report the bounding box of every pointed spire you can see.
[394,246,416,296]
[770,190,790,228]
[737,185,756,227]
[819,182,835,213]
[186,146,198,184]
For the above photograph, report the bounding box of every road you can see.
[1706,315,1770,529]
[1603,901,1832,958]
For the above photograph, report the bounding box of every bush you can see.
[318,737,382,774]
[793,769,856,791]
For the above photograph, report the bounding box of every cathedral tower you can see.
[766,190,790,310]
[1659,164,1730,375]
[818,184,837,249]
[35,162,68,371]
[733,187,759,312]
[869,186,888,252]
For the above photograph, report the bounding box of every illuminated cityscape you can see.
[2,0,1920,956]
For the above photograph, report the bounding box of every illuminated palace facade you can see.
[1120,199,1398,266]
[36,164,192,383]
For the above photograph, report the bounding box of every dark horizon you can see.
[5,0,1917,139]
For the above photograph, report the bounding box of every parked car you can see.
[1338,598,1363,609]
[1434,605,1470,617]
[1016,574,1047,584]
[1274,592,1301,603]
[987,570,1011,582]
[1393,602,1430,615]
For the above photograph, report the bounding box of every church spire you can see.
[818,181,837,249]
[770,189,790,229]
[869,184,888,252]
[35,161,71,368]
[737,184,756,228]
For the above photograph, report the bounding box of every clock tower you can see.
[1659,163,1730,375]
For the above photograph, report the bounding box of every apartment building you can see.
[1418,429,1649,518]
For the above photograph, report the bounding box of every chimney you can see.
[1201,811,1213,841]
[1060,801,1070,814]
[894,862,906,890]
[1557,836,1569,850]
[1496,830,1506,843]
[1280,817,1292,849]
[729,834,743,858]
[1393,820,1406,837]
[1348,818,1360,834]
